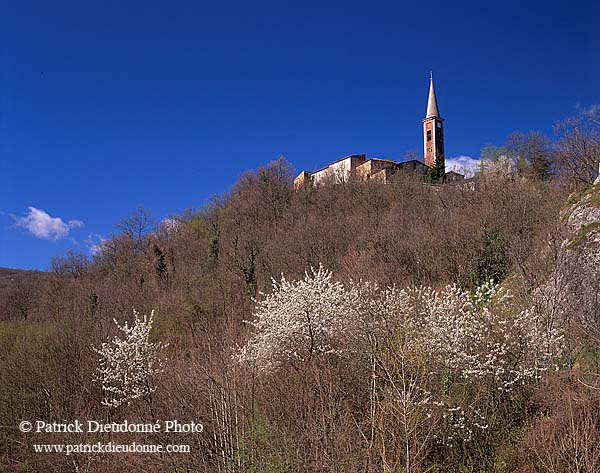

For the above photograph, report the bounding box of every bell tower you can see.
[423,72,444,169]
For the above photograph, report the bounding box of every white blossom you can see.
[236,266,565,444]
[237,265,363,370]
[93,309,168,408]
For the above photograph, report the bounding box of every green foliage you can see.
[531,154,552,181]
[480,144,508,162]
[153,244,169,284]
[505,131,552,181]
[469,231,509,286]
[518,156,552,181]
[186,214,209,240]
[0,321,21,347]
[87,290,99,317]
[567,222,600,248]
[429,152,446,183]
[208,227,220,265]
[578,344,600,371]
[566,181,600,209]
[233,418,294,473]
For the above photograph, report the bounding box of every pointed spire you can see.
[426,72,440,119]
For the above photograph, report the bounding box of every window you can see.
[427,130,432,141]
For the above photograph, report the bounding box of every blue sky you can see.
[1,0,599,270]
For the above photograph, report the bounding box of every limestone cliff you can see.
[537,182,600,345]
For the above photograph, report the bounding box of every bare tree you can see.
[117,206,155,244]
[505,131,552,180]
[50,250,89,277]
[6,282,36,320]
[553,105,600,186]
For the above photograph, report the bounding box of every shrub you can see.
[93,309,168,408]
[237,267,565,468]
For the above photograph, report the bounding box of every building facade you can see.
[294,73,459,189]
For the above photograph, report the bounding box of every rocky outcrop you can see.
[564,185,600,262]
[536,183,600,344]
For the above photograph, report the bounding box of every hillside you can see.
[1,159,598,473]
[0,267,48,321]
[0,267,43,286]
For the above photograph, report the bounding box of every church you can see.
[294,74,464,189]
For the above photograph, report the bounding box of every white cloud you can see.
[13,207,84,241]
[85,233,107,256]
[446,155,480,178]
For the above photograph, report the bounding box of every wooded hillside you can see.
[1,156,599,473]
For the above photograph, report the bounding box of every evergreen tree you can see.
[429,151,446,184]
[208,227,220,265]
[469,231,509,286]
[153,244,168,284]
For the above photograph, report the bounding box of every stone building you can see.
[294,73,460,189]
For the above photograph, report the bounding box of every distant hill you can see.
[0,268,47,320]
[0,267,45,290]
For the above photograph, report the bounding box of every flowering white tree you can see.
[405,282,564,392]
[376,281,564,447]
[237,266,565,449]
[237,265,364,370]
[93,309,168,408]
